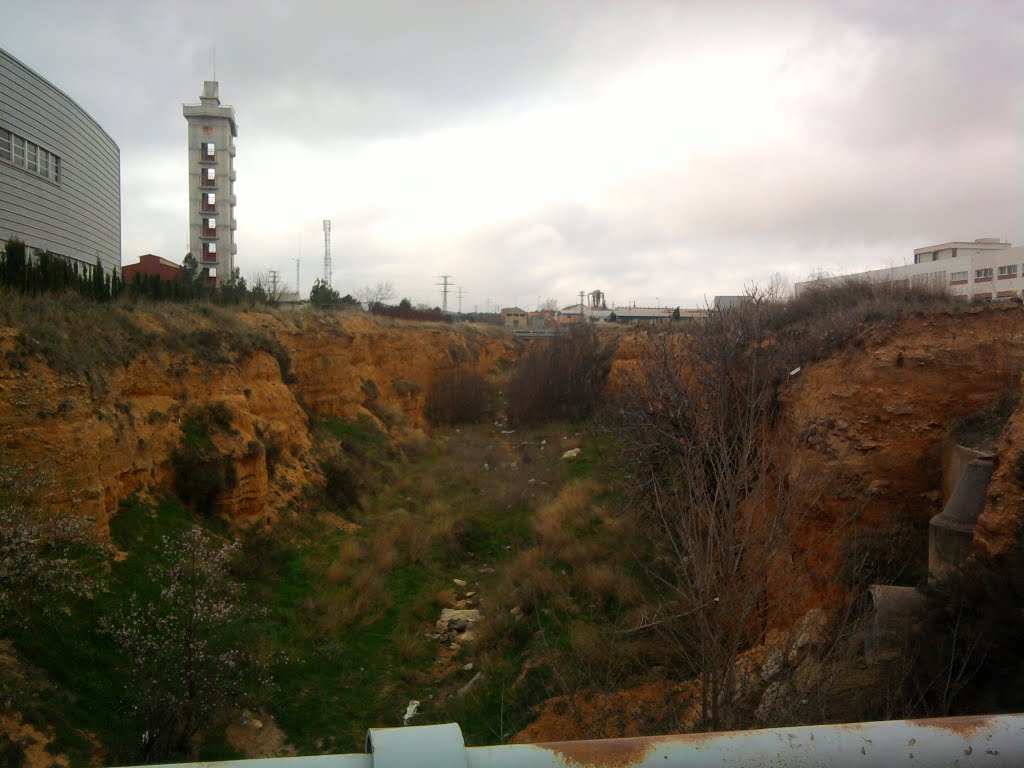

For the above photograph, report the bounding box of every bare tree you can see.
[250,271,291,305]
[356,280,395,309]
[614,298,834,730]
[540,298,560,312]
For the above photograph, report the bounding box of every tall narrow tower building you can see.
[183,81,236,283]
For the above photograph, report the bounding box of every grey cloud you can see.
[3,0,1022,306]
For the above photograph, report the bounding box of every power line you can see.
[456,285,467,315]
[437,275,452,314]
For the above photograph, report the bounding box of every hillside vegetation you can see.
[1,284,1024,765]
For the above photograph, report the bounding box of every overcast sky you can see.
[4,0,1022,309]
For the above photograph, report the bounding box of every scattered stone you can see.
[465,591,477,598]
[463,662,474,672]
[453,600,468,609]
[455,630,476,644]
[430,608,483,643]
[442,606,481,626]
[453,578,467,587]
[561,448,581,460]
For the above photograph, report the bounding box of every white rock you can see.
[453,578,467,587]
[561,448,581,460]
[403,700,420,726]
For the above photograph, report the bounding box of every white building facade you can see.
[183,81,236,285]
[796,239,1022,302]
[0,48,120,274]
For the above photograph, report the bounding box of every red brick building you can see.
[122,254,182,283]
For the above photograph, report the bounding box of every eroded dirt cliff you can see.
[0,307,515,535]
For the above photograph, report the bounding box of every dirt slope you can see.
[0,308,515,534]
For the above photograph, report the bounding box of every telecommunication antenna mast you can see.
[293,257,301,299]
[323,220,332,286]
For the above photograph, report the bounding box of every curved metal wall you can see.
[0,48,120,274]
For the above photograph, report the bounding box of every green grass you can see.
[322,415,388,452]
[5,496,206,764]
[5,417,634,761]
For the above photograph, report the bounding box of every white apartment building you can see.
[183,81,237,285]
[796,238,1022,301]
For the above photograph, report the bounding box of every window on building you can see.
[2,129,60,181]
[952,248,958,258]
[976,268,993,279]
[951,271,968,282]
[998,265,1018,278]
[203,142,215,159]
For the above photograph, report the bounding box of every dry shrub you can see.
[372,510,435,566]
[423,498,449,518]
[326,539,365,586]
[428,514,458,557]
[493,547,572,616]
[507,324,613,425]
[568,622,616,671]
[424,364,492,425]
[533,479,602,552]
[368,530,400,573]
[434,588,456,606]
[394,631,431,663]
[417,475,440,500]
[769,276,958,363]
[579,563,621,607]
[321,568,388,631]
[395,428,431,459]
[368,401,410,429]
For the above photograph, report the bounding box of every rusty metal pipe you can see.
[122,714,1024,768]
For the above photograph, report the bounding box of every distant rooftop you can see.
[913,238,1010,254]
